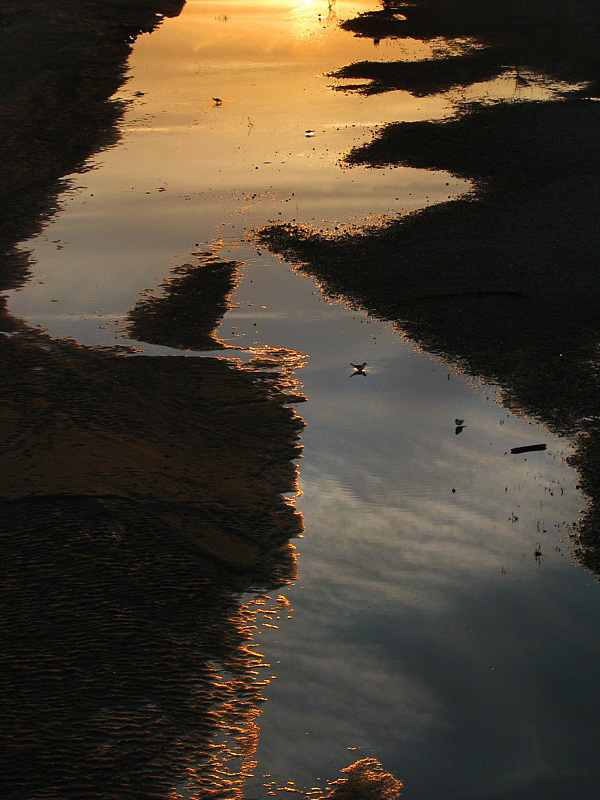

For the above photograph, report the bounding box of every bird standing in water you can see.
[350,362,367,376]
[212,97,223,105]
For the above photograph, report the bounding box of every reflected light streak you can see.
[287,0,335,41]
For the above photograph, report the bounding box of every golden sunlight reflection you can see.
[167,540,300,799]
[287,0,337,41]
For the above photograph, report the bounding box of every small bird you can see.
[455,418,464,426]
[350,362,367,376]
[514,71,529,88]
[212,97,223,105]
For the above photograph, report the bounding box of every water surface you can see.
[6,2,600,799]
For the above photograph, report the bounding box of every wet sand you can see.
[340,0,600,94]
[0,314,306,797]
[127,254,240,351]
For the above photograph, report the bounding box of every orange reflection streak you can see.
[182,549,299,799]
[156,540,299,799]
[287,0,330,41]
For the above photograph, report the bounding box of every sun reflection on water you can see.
[287,0,337,41]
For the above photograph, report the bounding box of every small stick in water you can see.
[511,444,547,454]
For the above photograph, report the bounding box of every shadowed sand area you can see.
[0,319,305,798]
[332,48,508,97]
[127,254,240,351]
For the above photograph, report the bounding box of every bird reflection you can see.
[350,361,367,376]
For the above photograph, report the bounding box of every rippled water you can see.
[7,1,600,799]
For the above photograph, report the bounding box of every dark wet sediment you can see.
[127,254,239,351]
[339,0,600,96]
[315,759,404,799]
[0,321,305,799]
[332,48,506,98]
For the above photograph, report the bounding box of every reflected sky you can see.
[5,1,600,798]
[227,250,600,799]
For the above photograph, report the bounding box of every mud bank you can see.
[332,48,505,97]
[339,0,600,96]
[0,307,306,797]
[127,254,240,351]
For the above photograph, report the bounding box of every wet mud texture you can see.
[336,0,600,97]
[259,0,600,577]
[317,759,404,800]
[333,47,506,98]
[0,325,305,800]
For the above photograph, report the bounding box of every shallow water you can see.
[228,252,600,800]
[7,1,600,799]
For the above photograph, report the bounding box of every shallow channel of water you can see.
[7,2,600,799]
